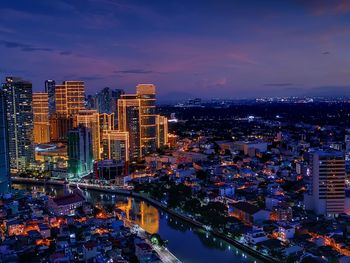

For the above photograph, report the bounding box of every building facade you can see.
[33,92,50,144]
[304,150,346,216]
[0,90,10,193]
[44,79,56,116]
[118,84,157,159]
[2,77,34,172]
[74,110,101,161]
[67,126,93,178]
[156,115,168,148]
[101,130,129,162]
[50,113,73,142]
[55,81,85,116]
[96,87,124,114]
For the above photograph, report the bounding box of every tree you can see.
[196,170,208,181]
[183,198,201,213]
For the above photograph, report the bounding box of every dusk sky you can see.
[1,0,350,100]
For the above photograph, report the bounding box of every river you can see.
[12,183,261,263]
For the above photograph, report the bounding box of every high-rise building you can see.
[33,92,50,144]
[2,77,34,172]
[50,113,73,142]
[96,87,123,128]
[0,90,10,193]
[86,94,97,110]
[45,80,56,116]
[156,115,168,148]
[101,130,129,162]
[99,113,115,133]
[97,87,124,114]
[118,94,141,159]
[55,81,85,116]
[74,110,100,161]
[304,150,346,216]
[118,84,156,159]
[67,126,93,178]
[137,84,157,155]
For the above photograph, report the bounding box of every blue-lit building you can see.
[67,126,94,179]
[0,90,10,193]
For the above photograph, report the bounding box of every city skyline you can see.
[1,0,350,100]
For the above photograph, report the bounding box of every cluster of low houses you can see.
[0,188,162,263]
[138,134,350,262]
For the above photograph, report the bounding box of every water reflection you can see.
[115,198,159,234]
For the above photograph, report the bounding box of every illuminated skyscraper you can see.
[102,130,129,162]
[45,80,56,116]
[55,81,85,116]
[67,126,93,178]
[2,77,34,172]
[33,92,50,144]
[74,110,100,161]
[0,90,10,193]
[137,84,157,155]
[304,150,346,216]
[118,84,156,159]
[118,94,140,159]
[156,115,168,148]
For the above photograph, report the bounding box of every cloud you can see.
[0,40,71,55]
[263,83,294,87]
[59,51,72,56]
[300,0,350,16]
[113,69,155,74]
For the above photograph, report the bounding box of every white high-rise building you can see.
[304,150,346,216]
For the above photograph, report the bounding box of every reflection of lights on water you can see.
[228,245,231,250]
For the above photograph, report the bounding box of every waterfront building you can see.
[55,81,85,116]
[74,110,101,161]
[231,201,270,225]
[0,90,10,193]
[2,77,34,172]
[94,159,126,184]
[304,150,346,216]
[101,130,129,162]
[48,190,85,216]
[118,84,156,159]
[44,79,56,116]
[33,92,50,144]
[67,126,93,178]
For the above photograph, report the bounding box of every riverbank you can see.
[12,177,275,263]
